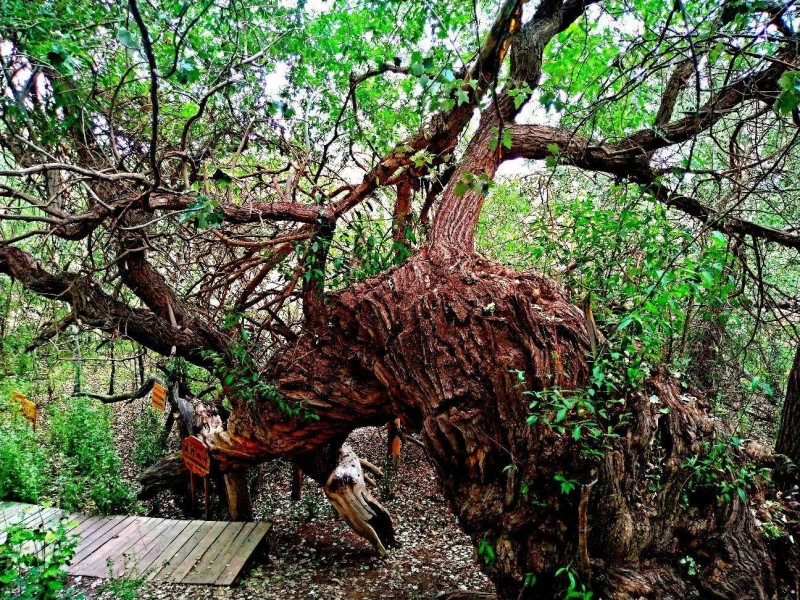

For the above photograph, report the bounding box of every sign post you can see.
[10,391,37,430]
[181,436,212,518]
[150,382,167,413]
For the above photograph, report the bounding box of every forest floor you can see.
[72,410,493,600]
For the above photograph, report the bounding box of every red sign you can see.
[10,391,37,427]
[182,436,212,477]
[151,382,167,412]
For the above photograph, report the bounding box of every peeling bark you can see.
[199,250,799,597]
[324,444,396,556]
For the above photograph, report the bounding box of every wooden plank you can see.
[164,520,227,583]
[68,516,127,564]
[149,521,213,582]
[69,516,136,569]
[39,507,65,529]
[104,518,177,578]
[67,515,107,543]
[200,522,256,585]
[0,503,30,539]
[146,520,206,582]
[215,521,271,586]
[0,502,41,544]
[134,519,191,576]
[180,521,246,585]
[0,501,20,520]
[19,508,63,556]
[18,506,50,529]
[73,517,155,578]
[16,505,45,528]
[0,504,270,587]
[0,505,26,544]
[63,513,91,532]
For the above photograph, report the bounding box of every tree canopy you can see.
[1,0,799,597]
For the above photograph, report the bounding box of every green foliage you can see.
[132,407,168,470]
[328,213,415,288]
[553,474,580,495]
[776,71,800,116]
[681,437,771,506]
[679,555,698,577]
[302,492,321,521]
[0,398,46,503]
[204,340,318,421]
[50,397,135,514]
[179,195,225,230]
[0,519,81,600]
[454,172,494,198]
[555,565,593,599]
[478,177,779,429]
[524,355,633,459]
[95,558,149,600]
[477,538,496,566]
[755,500,793,540]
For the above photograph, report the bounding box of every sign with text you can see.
[182,436,212,477]
[10,391,37,428]
[151,382,167,413]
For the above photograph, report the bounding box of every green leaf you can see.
[176,58,201,84]
[116,27,139,50]
[502,128,512,149]
[775,71,800,115]
[454,180,469,197]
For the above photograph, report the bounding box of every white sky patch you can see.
[263,62,290,97]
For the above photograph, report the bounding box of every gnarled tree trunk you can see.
[181,249,799,598]
[2,1,800,596]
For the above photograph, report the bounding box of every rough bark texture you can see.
[193,249,799,597]
[4,1,800,594]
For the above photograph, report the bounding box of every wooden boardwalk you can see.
[0,502,271,585]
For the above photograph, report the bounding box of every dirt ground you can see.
[74,420,494,600]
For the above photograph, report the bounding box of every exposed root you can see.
[324,444,396,556]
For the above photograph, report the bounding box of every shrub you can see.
[0,397,47,503]
[50,397,134,514]
[0,519,81,599]
[132,406,168,469]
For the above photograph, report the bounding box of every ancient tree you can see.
[1,0,800,596]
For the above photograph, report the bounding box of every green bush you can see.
[132,407,168,469]
[50,397,134,514]
[0,519,81,599]
[0,398,46,503]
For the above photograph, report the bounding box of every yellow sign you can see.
[151,382,167,412]
[10,391,37,428]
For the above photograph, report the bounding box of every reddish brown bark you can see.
[194,250,798,597]
[3,1,800,595]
